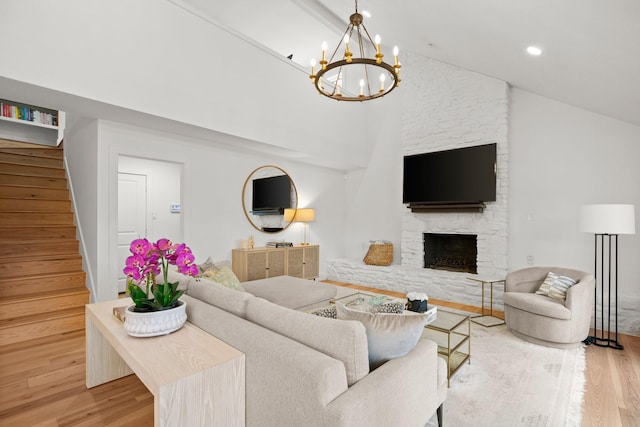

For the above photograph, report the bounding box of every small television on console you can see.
[402,143,496,209]
[252,174,292,215]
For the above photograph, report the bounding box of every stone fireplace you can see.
[327,53,509,312]
[424,233,477,274]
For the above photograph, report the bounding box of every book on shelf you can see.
[0,99,58,126]
[266,241,293,248]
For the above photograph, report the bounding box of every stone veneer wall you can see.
[328,54,510,311]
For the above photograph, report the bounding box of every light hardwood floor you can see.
[0,282,638,426]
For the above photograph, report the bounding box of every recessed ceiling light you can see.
[526,46,542,56]
[362,10,371,18]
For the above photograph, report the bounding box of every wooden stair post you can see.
[0,139,89,346]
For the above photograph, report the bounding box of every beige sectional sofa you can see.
[169,270,447,427]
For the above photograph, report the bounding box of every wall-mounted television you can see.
[252,174,292,215]
[403,143,497,207]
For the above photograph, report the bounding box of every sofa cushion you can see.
[200,266,245,292]
[503,292,571,320]
[242,276,337,310]
[246,297,369,386]
[197,256,218,273]
[336,302,430,370]
[186,277,253,318]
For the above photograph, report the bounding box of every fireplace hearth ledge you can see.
[326,258,504,312]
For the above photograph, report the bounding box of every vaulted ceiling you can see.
[175,0,640,127]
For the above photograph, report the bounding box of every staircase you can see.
[0,140,89,346]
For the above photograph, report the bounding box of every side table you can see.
[468,277,505,327]
[422,309,470,387]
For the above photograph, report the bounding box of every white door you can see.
[117,173,147,293]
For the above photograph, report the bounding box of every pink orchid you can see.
[129,238,151,256]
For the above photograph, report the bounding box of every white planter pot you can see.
[123,300,187,337]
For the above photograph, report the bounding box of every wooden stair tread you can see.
[0,253,82,262]
[0,212,74,226]
[0,288,89,306]
[0,147,64,160]
[0,152,63,169]
[0,162,66,179]
[0,306,85,328]
[0,173,67,188]
[0,272,87,299]
[0,238,78,244]
[0,225,77,240]
[0,185,70,200]
[0,199,72,212]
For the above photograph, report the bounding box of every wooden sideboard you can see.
[232,245,319,282]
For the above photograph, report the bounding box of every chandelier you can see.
[309,1,401,102]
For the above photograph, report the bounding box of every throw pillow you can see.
[536,271,577,301]
[336,302,429,369]
[199,266,245,292]
[310,301,405,319]
[197,256,217,274]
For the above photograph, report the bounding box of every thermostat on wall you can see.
[170,203,181,213]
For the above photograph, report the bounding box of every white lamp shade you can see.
[579,204,636,234]
[283,208,315,223]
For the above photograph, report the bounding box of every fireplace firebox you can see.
[424,233,477,274]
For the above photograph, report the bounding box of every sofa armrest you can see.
[323,339,444,427]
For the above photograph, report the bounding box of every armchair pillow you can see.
[535,271,577,302]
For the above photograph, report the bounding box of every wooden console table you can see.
[86,299,245,427]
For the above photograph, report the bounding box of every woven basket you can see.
[363,243,393,266]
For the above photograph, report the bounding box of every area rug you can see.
[426,322,586,427]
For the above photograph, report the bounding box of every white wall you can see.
[64,119,104,301]
[118,156,183,243]
[509,88,640,335]
[0,0,368,169]
[343,93,404,261]
[65,119,347,301]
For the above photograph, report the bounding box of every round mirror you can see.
[242,165,298,233]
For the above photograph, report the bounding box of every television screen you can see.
[403,143,496,205]
[252,175,292,214]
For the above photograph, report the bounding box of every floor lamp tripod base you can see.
[584,335,624,350]
[583,233,624,351]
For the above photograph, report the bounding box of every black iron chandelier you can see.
[309,0,401,102]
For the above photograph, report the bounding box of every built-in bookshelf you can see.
[0,99,65,146]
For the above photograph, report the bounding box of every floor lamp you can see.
[579,204,636,350]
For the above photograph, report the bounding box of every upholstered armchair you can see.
[503,266,595,348]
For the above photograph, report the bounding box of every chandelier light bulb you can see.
[375,34,381,45]
[359,78,365,97]
[379,73,386,91]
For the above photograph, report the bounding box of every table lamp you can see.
[284,208,315,245]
